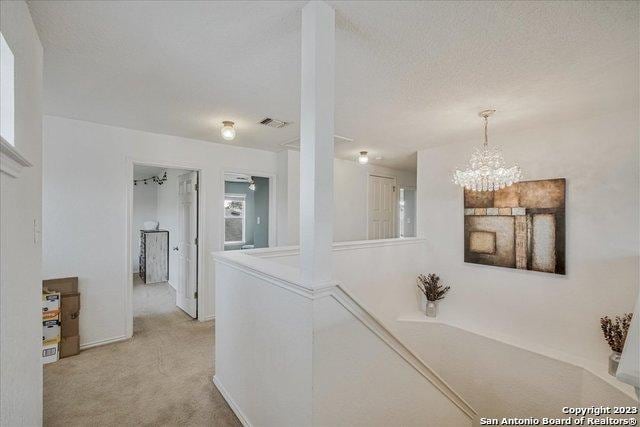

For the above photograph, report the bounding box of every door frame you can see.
[220,168,277,251]
[125,158,206,338]
[366,172,398,240]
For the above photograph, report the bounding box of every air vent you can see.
[259,117,289,128]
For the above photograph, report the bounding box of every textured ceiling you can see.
[29,1,638,171]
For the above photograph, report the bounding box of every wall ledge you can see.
[397,311,638,400]
[212,238,427,295]
[1,136,32,178]
[243,237,427,259]
[332,237,426,252]
[212,251,321,298]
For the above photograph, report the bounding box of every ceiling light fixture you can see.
[358,151,369,165]
[221,121,236,141]
[453,110,522,192]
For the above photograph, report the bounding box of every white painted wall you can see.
[42,116,278,347]
[213,248,473,426]
[132,182,158,271]
[0,1,43,425]
[417,109,639,368]
[214,257,313,426]
[277,150,417,244]
[254,239,426,325]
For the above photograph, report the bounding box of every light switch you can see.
[257,216,261,225]
[33,218,41,244]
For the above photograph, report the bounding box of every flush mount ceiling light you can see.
[358,151,369,165]
[221,121,236,141]
[453,110,522,192]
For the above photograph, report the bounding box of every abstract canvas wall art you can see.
[464,178,566,274]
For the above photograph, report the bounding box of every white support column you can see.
[299,0,335,286]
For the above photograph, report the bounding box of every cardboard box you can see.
[60,335,80,358]
[43,277,78,296]
[41,279,80,364]
[43,337,60,346]
[60,293,80,337]
[43,318,61,343]
[42,310,60,321]
[43,278,80,356]
[42,291,60,313]
[42,342,59,364]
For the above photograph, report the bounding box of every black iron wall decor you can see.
[134,171,168,186]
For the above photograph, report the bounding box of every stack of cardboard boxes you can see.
[42,290,61,364]
[42,277,81,362]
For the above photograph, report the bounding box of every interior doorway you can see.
[223,172,275,251]
[131,165,199,323]
[399,187,416,238]
[367,174,397,239]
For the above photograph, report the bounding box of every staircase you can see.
[212,239,475,427]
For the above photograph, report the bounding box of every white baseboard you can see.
[213,376,252,427]
[200,314,215,321]
[80,335,129,350]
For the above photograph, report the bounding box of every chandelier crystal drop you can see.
[453,110,522,192]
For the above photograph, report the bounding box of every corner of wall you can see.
[0,1,44,425]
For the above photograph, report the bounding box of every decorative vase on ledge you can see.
[426,300,438,318]
[609,351,622,376]
[600,313,632,377]
[417,273,450,319]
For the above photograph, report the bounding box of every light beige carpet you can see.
[44,276,240,426]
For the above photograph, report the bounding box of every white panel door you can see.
[368,175,396,239]
[177,171,198,318]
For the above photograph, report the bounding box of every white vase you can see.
[426,300,438,318]
[609,351,622,376]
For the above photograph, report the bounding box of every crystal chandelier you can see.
[453,110,522,192]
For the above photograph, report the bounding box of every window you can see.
[224,194,246,244]
[399,188,406,238]
[0,32,15,146]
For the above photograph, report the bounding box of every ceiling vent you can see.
[280,134,354,150]
[259,117,289,128]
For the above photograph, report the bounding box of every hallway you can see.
[43,277,240,426]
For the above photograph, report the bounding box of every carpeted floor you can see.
[44,276,240,426]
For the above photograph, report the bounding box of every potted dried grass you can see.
[417,273,450,318]
[600,313,633,376]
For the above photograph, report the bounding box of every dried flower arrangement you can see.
[417,273,450,302]
[600,313,633,353]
